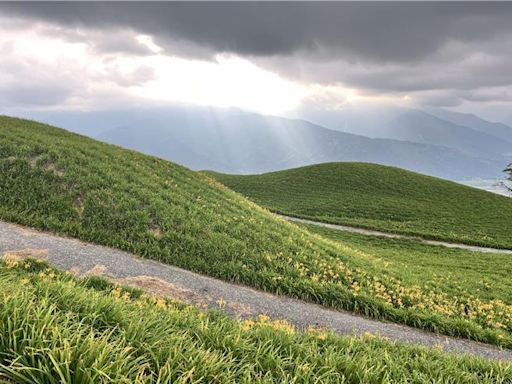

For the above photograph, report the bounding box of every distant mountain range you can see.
[425,108,512,144]
[25,105,512,181]
[296,106,512,159]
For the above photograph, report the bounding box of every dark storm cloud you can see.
[2,2,512,62]
[87,30,156,56]
[2,1,512,109]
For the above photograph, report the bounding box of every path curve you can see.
[0,219,511,362]
[279,215,512,255]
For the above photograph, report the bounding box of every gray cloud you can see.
[0,39,78,107]
[2,2,512,110]
[3,2,512,62]
[88,30,155,56]
[26,23,157,56]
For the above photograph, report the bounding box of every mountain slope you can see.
[1,115,512,347]
[209,162,512,249]
[28,106,505,180]
[386,110,511,158]
[298,106,512,162]
[91,107,502,180]
[427,108,512,144]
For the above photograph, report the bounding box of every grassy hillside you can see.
[2,259,510,383]
[209,162,512,249]
[301,224,512,306]
[1,116,512,348]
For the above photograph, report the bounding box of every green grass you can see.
[208,162,512,249]
[300,223,512,306]
[0,258,511,384]
[1,116,512,349]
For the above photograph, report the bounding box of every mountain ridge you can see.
[296,106,512,159]
[22,105,510,180]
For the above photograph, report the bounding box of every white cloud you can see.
[0,17,310,114]
[131,54,307,114]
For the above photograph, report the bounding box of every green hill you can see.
[1,116,512,348]
[208,162,512,249]
[1,259,509,383]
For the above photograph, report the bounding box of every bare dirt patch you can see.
[149,224,163,239]
[83,264,108,277]
[25,154,65,177]
[43,163,65,177]
[73,196,84,216]
[8,224,39,238]
[27,154,42,167]
[115,275,209,305]
[2,248,48,261]
[226,301,255,318]
[69,266,82,276]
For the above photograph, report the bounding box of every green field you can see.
[1,258,511,383]
[1,116,512,348]
[301,223,512,306]
[208,162,512,249]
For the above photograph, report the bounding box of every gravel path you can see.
[280,215,512,255]
[1,219,511,362]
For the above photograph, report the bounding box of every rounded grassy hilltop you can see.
[209,162,512,249]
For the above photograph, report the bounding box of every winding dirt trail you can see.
[0,219,511,362]
[279,214,512,254]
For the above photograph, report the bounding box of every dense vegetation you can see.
[1,258,511,383]
[301,223,512,306]
[209,162,512,249]
[1,116,512,348]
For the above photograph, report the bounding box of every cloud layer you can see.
[1,2,512,113]
[4,2,512,60]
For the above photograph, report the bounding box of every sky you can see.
[1,2,512,123]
